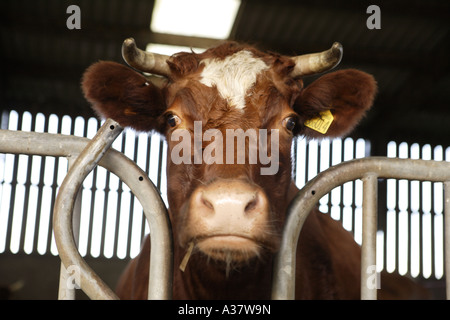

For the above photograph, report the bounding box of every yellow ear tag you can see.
[304,110,334,134]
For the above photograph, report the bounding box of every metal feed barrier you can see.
[0,119,449,299]
[0,119,172,300]
[272,157,450,300]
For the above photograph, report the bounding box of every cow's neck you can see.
[173,246,274,299]
[287,181,300,203]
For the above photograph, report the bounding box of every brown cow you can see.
[82,39,418,299]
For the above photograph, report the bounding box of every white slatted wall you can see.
[0,110,449,282]
[0,110,167,259]
[383,142,449,279]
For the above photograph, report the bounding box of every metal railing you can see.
[272,157,450,300]
[1,119,449,299]
[0,119,172,300]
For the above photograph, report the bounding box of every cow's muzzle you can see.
[182,179,274,263]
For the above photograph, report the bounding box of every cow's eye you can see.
[166,114,181,128]
[283,117,297,132]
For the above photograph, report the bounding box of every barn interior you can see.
[0,0,449,299]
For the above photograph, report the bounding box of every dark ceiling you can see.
[1,0,449,151]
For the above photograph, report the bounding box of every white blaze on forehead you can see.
[199,50,269,110]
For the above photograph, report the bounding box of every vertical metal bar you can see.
[2,112,17,253]
[156,139,165,192]
[100,171,111,258]
[19,138,35,253]
[5,154,19,254]
[361,173,378,300]
[112,180,123,259]
[126,187,135,258]
[32,155,45,254]
[419,180,424,277]
[125,132,136,258]
[32,114,50,254]
[86,167,97,256]
[47,115,63,254]
[127,133,139,257]
[58,156,82,300]
[430,182,436,279]
[444,181,450,300]
[394,180,400,274]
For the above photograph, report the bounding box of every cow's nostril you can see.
[201,194,214,211]
[244,194,258,213]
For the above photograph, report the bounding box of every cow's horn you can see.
[290,42,343,77]
[122,38,171,77]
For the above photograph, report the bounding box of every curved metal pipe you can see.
[0,120,173,300]
[53,119,123,300]
[272,157,450,299]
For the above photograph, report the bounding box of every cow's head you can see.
[82,39,376,270]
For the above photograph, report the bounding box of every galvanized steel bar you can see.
[272,157,450,300]
[57,156,82,300]
[53,119,123,300]
[361,173,378,300]
[0,121,173,300]
[445,181,450,300]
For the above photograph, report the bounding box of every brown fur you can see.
[82,41,425,300]
[82,61,166,132]
[116,207,361,300]
[295,69,377,138]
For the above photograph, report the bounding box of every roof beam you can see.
[147,32,222,50]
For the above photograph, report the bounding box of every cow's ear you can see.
[293,69,377,138]
[82,61,167,133]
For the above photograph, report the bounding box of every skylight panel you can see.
[151,0,240,39]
